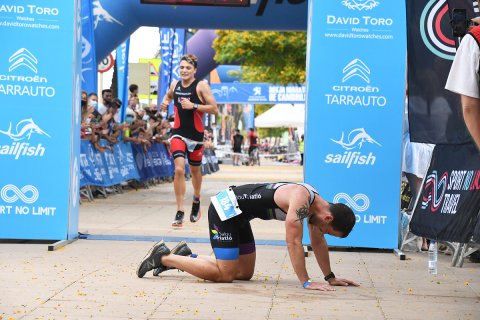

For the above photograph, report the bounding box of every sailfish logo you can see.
[0,119,51,141]
[331,128,381,150]
[342,0,380,11]
[342,59,370,83]
[9,48,38,74]
[92,0,123,29]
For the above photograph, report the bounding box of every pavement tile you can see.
[1,164,479,320]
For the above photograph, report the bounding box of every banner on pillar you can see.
[304,0,407,248]
[406,0,474,144]
[158,28,185,115]
[81,0,97,95]
[0,0,81,240]
[410,143,480,243]
[116,38,130,122]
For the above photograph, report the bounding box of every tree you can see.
[212,31,307,85]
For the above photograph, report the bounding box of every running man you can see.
[161,54,218,227]
[137,182,359,291]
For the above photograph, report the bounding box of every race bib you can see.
[211,187,242,221]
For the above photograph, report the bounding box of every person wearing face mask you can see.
[159,110,168,121]
[161,54,219,227]
[87,93,102,122]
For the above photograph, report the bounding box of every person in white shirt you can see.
[445,19,480,150]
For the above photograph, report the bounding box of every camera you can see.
[451,8,468,38]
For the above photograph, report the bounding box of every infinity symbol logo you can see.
[333,193,370,212]
[1,184,39,204]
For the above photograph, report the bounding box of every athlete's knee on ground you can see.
[235,270,254,281]
[214,271,236,283]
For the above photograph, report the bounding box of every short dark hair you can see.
[129,84,138,93]
[329,203,356,238]
[102,89,112,96]
[181,54,198,68]
[112,98,122,108]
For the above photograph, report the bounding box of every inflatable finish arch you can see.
[93,0,308,61]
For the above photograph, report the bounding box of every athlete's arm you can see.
[161,81,177,109]
[309,224,359,287]
[284,187,334,291]
[196,81,219,114]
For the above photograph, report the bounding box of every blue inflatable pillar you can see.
[0,0,82,240]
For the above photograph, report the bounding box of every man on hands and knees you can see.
[160,54,218,227]
[137,182,359,290]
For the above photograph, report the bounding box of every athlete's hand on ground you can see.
[328,277,359,287]
[305,281,336,291]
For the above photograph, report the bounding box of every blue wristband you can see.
[303,279,312,288]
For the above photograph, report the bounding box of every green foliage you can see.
[213,31,307,85]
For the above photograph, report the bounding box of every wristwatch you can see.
[324,272,335,281]
[193,103,199,110]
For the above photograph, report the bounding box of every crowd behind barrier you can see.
[80,139,219,189]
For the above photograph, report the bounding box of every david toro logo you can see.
[342,0,380,11]
[325,128,380,168]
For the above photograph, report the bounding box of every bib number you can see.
[211,188,242,221]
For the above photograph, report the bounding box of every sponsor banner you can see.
[80,0,97,95]
[304,0,406,248]
[94,1,308,61]
[79,140,140,187]
[211,83,305,104]
[116,38,130,122]
[410,143,480,243]
[0,0,80,240]
[407,0,473,144]
[242,104,254,131]
[131,142,175,181]
[158,28,185,116]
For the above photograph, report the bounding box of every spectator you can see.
[402,95,434,251]
[299,134,305,166]
[445,18,480,262]
[129,83,139,99]
[99,89,113,115]
[445,18,480,151]
[247,127,259,159]
[231,129,244,166]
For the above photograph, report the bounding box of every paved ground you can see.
[1,162,479,319]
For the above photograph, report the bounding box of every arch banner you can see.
[0,0,81,240]
[304,0,407,249]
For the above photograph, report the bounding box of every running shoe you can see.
[190,200,201,223]
[136,240,171,278]
[172,210,185,227]
[153,240,192,276]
